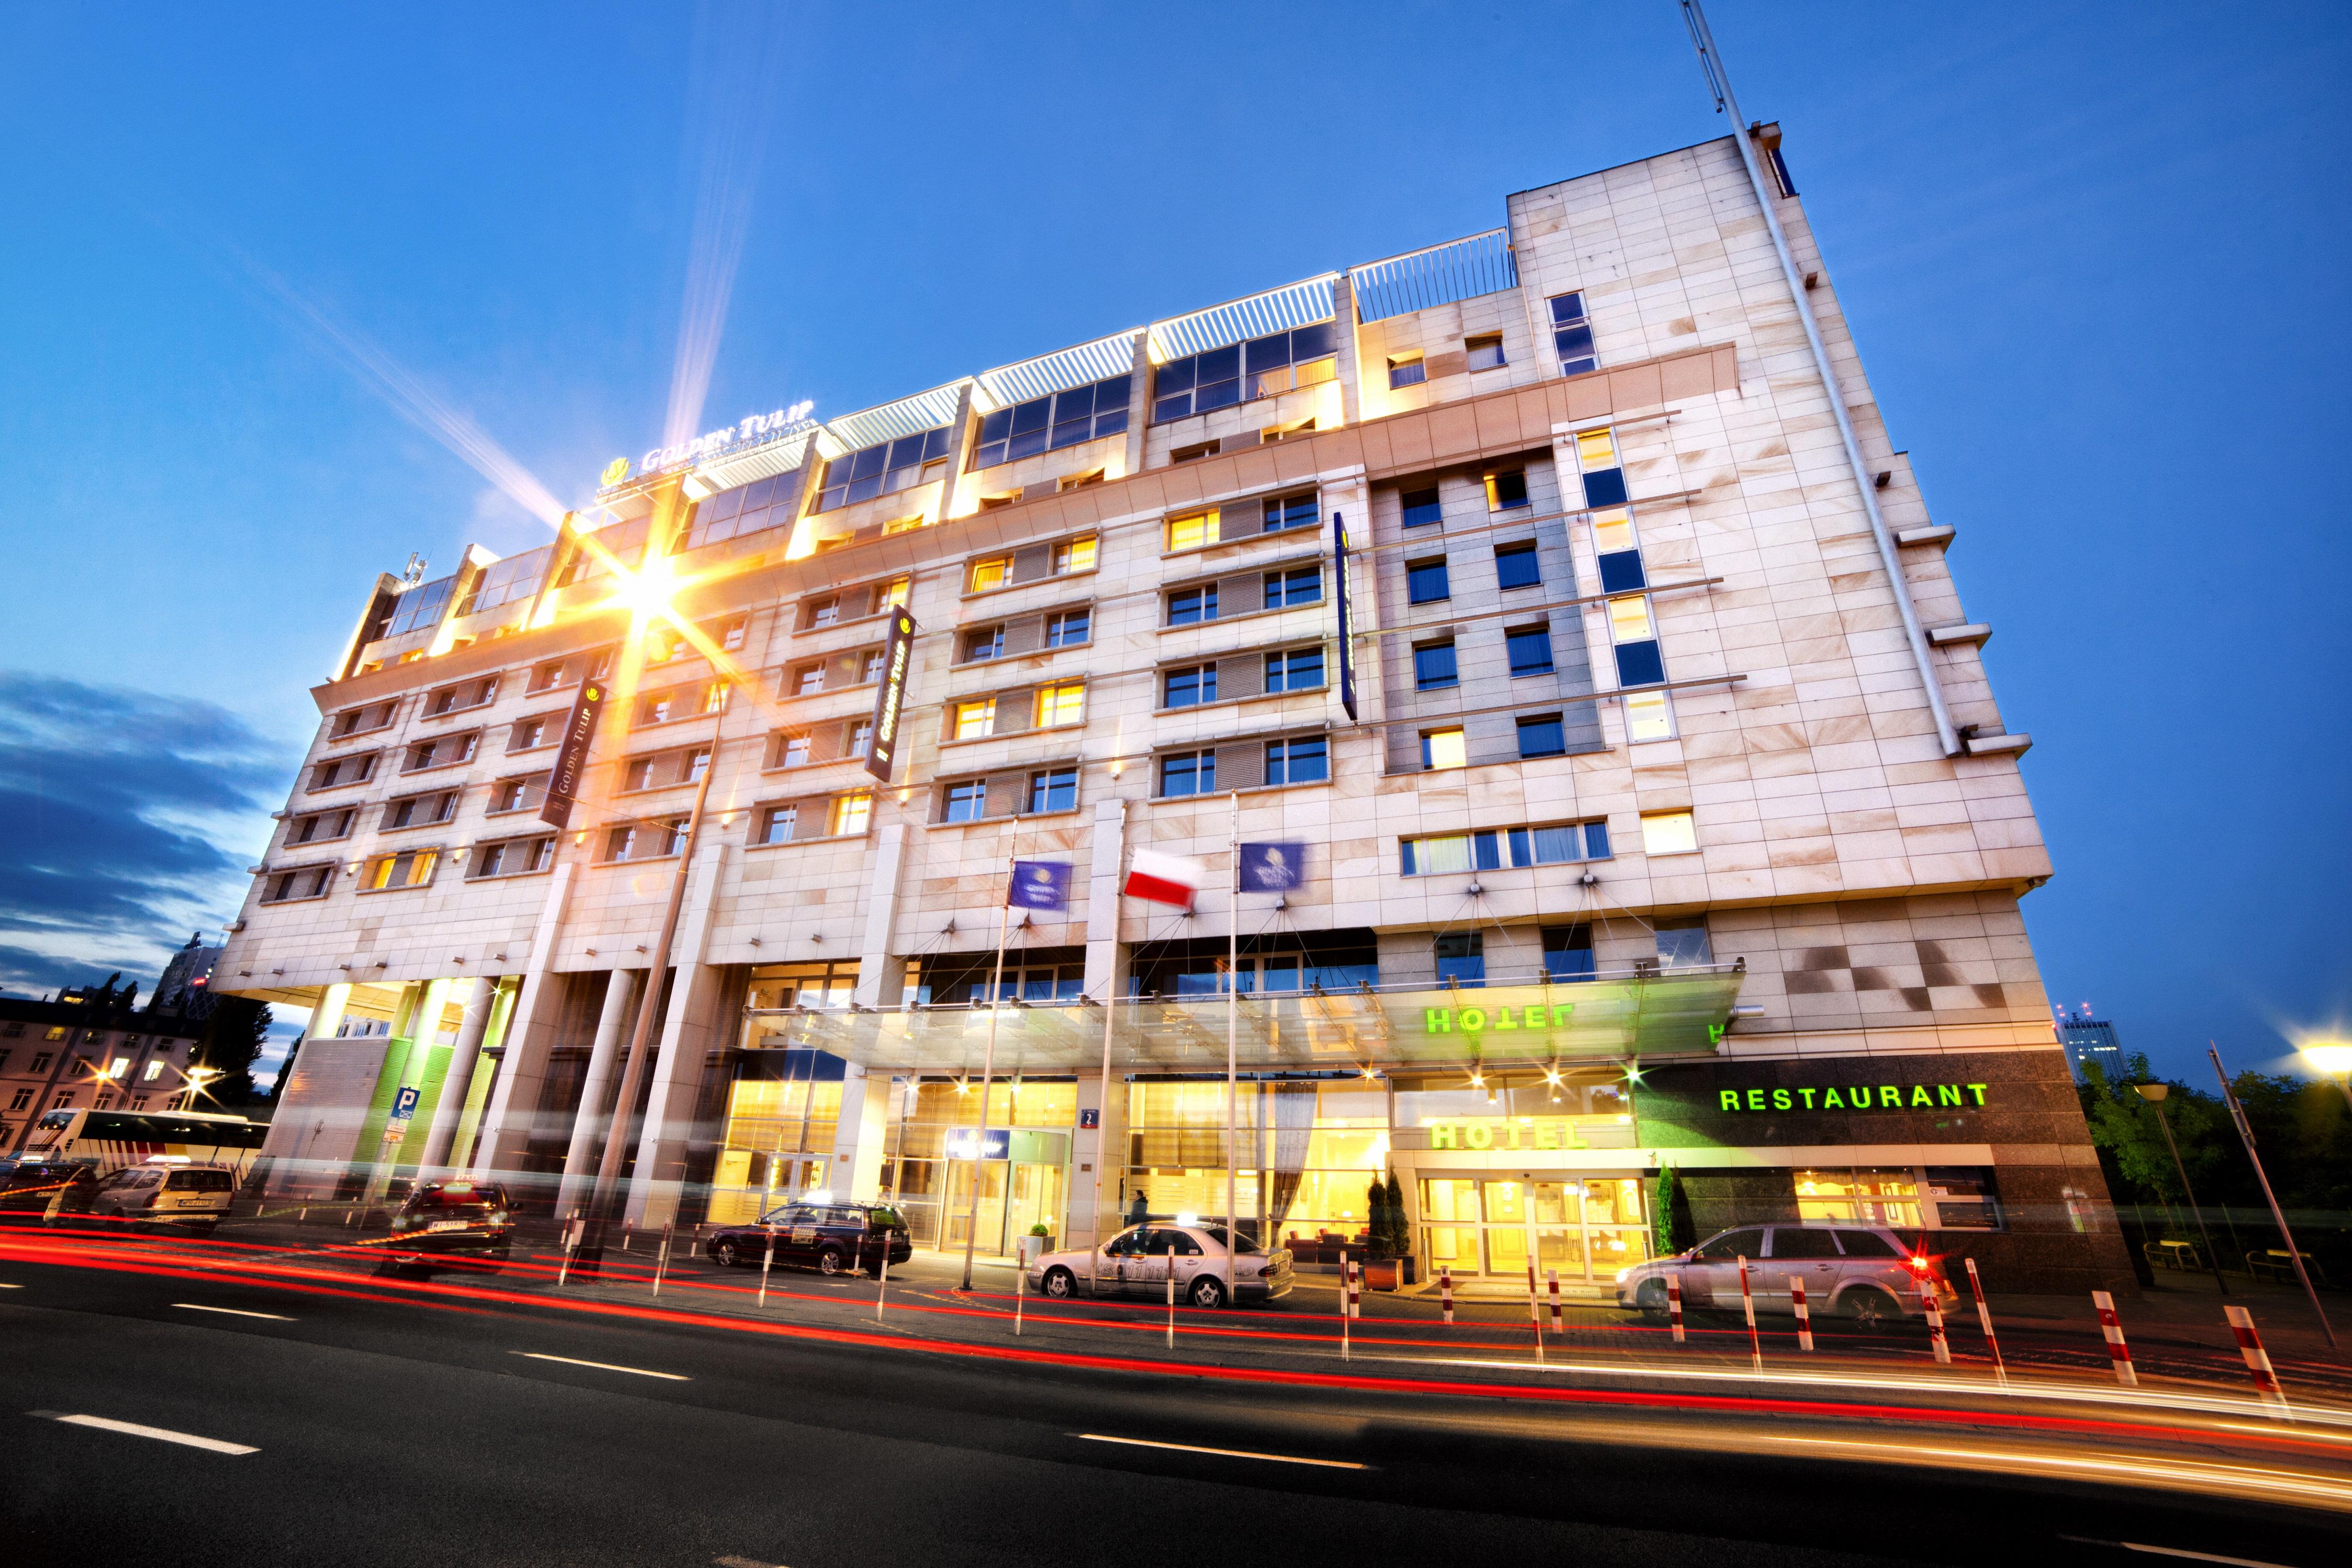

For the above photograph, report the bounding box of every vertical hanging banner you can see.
[864,606,918,782]
[538,678,608,829]
[1331,509,1358,721]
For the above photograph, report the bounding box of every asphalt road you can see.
[5,1241,2350,1568]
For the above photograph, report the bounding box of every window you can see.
[1515,714,1566,758]
[365,849,439,891]
[1164,665,1217,708]
[1550,292,1596,375]
[1166,509,1219,552]
[1542,923,1595,981]
[975,374,1131,468]
[963,626,1005,663]
[1265,646,1323,691]
[969,557,1011,593]
[810,597,841,628]
[1053,536,1097,574]
[1265,566,1322,609]
[1924,1168,2004,1231]
[1265,736,1328,785]
[875,576,912,612]
[943,780,988,823]
[527,660,565,694]
[831,794,873,836]
[474,837,554,878]
[1485,469,1529,510]
[758,805,797,845]
[141,1058,163,1080]
[514,717,549,749]
[1641,811,1697,856]
[794,664,825,696]
[1506,625,1555,677]
[685,745,711,782]
[1607,596,1664,687]
[8,1088,30,1113]
[1594,520,1646,597]
[686,471,806,547]
[882,512,925,536]
[638,691,675,725]
[1575,427,1629,508]
[384,574,456,637]
[1035,682,1085,726]
[1263,492,1317,532]
[1465,333,1506,371]
[1387,352,1426,389]
[263,866,334,904]
[718,616,748,652]
[1421,727,1466,770]
[776,732,812,767]
[1435,932,1485,987]
[1655,917,1712,969]
[1793,1171,1923,1230]
[1029,767,1078,813]
[1401,487,1442,529]
[385,791,456,828]
[331,701,395,738]
[1406,558,1450,604]
[817,427,955,512]
[848,720,873,758]
[291,809,355,845]
[1168,585,1218,625]
[309,753,377,790]
[1153,321,1335,421]
[404,733,477,771]
[1159,751,1216,797]
[1413,641,1458,691]
[1170,440,1219,463]
[859,651,884,683]
[1623,688,1676,743]
[954,699,996,740]
[1044,608,1090,647]
[1402,821,1610,876]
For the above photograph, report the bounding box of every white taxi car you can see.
[79,1158,237,1233]
[1027,1221,1293,1309]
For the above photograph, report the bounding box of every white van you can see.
[76,1159,238,1234]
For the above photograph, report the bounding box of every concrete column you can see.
[623,839,732,1226]
[307,982,352,1043]
[1072,797,1132,1251]
[831,1064,889,1201]
[928,380,977,525]
[1121,332,1153,478]
[853,822,912,1009]
[445,979,516,1173]
[1082,797,1129,1001]
[414,976,496,1178]
[552,968,643,1216]
[1329,273,1363,430]
[471,861,578,1185]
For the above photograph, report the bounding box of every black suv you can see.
[706,1201,911,1276]
[0,1160,96,1216]
[380,1181,516,1274]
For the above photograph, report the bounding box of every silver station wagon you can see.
[1617,1223,1956,1327]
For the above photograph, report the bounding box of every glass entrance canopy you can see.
[743,964,1744,1077]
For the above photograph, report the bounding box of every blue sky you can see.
[0,3,2344,1084]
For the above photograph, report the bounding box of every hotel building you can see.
[224,125,2135,1294]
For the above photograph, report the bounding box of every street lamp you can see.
[2132,1083,2227,1296]
[2301,1041,2352,1114]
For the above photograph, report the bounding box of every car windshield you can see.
[1199,1226,1262,1254]
[164,1169,235,1192]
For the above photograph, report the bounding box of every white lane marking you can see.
[172,1303,294,1321]
[1076,1433,1367,1470]
[514,1352,689,1382]
[40,1413,258,1455]
[715,1557,787,1568]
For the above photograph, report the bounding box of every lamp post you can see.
[2302,1042,2352,1115]
[2210,1045,2335,1348]
[2132,1083,2226,1296]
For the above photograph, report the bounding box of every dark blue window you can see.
[1581,467,1630,509]
[1488,470,1530,509]
[1168,585,1218,625]
[1265,567,1321,609]
[1516,714,1566,758]
[1413,642,1458,690]
[1263,492,1318,532]
[978,374,1131,468]
[819,427,953,511]
[1474,831,1502,870]
[1152,324,1335,421]
[942,781,986,823]
[1597,550,1646,593]
[1266,647,1323,691]
[1542,923,1596,982]
[1551,292,1596,375]
[1435,933,1485,987]
[1406,558,1450,604]
[1584,821,1611,860]
[1401,488,1442,528]
[1045,608,1090,647]
[1159,751,1216,797]
[1029,768,1077,814]
[1614,641,1665,687]
[1495,544,1541,589]
[1266,736,1327,785]
[1164,665,1217,708]
[1507,627,1554,677]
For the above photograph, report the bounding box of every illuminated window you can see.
[1053,535,1097,574]
[1485,469,1529,510]
[977,374,1131,467]
[365,849,438,890]
[1591,508,1645,592]
[1606,595,1664,686]
[969,557,1010,592]
[703,681,730,714]
[1576,429,1617,469]
[1402,822,1609,876]
[1387,352,1426,389]
[1035,682,1085,726]
[1421,728,1466,771]
[955,699,996,740]
[142,1060,164,1081]
[1574,424,1629,508]
[1550,292,1596,375]
[831,793,873,836]
[1792,1169,1923,1229]
[1165,510,1218,552]
[875,576,911,611]
[1606,596,1653,643]
[882,513,925,536]
[1623,689,1676,743]
[1640,811,1697,856]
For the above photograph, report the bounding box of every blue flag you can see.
[1239,842,1309,892]
[1008,859,1071,911]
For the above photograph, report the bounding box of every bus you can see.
[19,1107,271,1182]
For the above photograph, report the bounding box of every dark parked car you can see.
[0,1159,96,1216]
[380,1180,516,1273]
[706,1200,910,1276]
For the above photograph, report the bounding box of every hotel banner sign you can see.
[1714,1083,1989,1113]
[538,679,607,830]
[863,607,916,783]
[1427,1118,1591,1152]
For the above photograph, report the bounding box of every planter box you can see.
[1363,1257,1418,1290]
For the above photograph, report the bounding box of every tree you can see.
[195,996,273,1107]
[1382,1171,1408,1258]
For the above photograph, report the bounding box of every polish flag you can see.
[1123,849,1205,908]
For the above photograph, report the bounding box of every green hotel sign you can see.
[1716,1083,1987,1112]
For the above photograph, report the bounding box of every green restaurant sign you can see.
[1715,1083,1988,1112]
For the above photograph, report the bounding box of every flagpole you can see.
[1091,802,1125,1298]
[960,852,1015,1292]
[1225,790,1240,1301]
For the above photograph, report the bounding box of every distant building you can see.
[151,933,225,1020]
[2057,1011,2124,1082]
[1,991,210,1155]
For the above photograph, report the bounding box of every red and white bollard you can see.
[1440,1263,1454,1326]
[2092,1290,2138,1387]
[1547,1268,1564,1334]
[2226,1305,2290,1416]
[1790,1274,1814,1352]
[1921,1279,1952,1365]
[1526,1263,1545,1361]
[1666,1271,1686,1344]
[757,1229,776,1309]
[555,1213,584,1287]
[1736,1256,1760,1373]
[1347,1258,1362,1320]
[1964,1258,2006,1387]
[1338,1250,1351,1362]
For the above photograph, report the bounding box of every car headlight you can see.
[1614,1267,1633,1284]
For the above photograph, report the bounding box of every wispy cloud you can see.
[0,673,292,996]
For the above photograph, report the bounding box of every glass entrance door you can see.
[1417,1175,1650,1284]
[942,1161,1009,1254]
[1006,1161,1065,1247]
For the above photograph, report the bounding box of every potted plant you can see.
[1362,1173,1417,1289]
[1019,1221,1052,1265]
